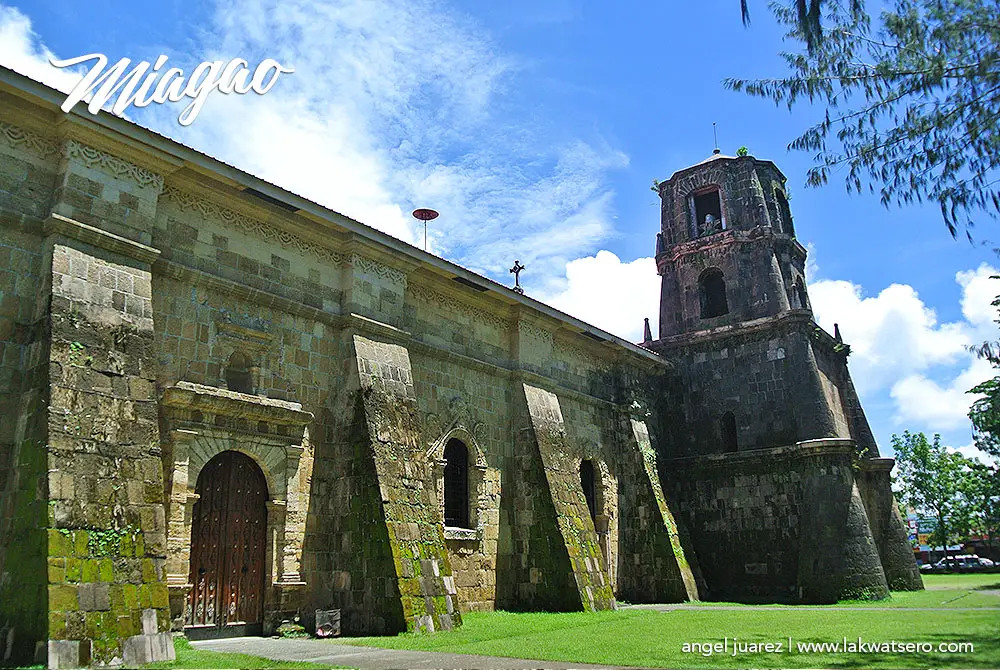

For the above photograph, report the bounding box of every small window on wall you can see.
[225,352,254,394]
[699,269,729,319]
[580,460,598,523]
[794,278,809,310]
[694,189,724,236]
[443,439,470,528]
[775,191,794,236]
[721,412,738,453]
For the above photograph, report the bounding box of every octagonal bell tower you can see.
[654,153,809,338]
[649,154,925,600]
[649,152,873,456]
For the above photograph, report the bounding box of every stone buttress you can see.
[334,334,460,634]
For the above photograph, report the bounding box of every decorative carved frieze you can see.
[408,284,510,332]
[162,185,350,267]
[516,320,552,343]
[349,252,407,287]
[0,121,59,158]
[553,337,609,372]
[66,139,164,192]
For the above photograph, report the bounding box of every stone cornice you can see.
[652,309,816,350]
[664,437,857,468]
[161,381,314,426]
[54,112,185,179]
[161,185,348,267]
[656,226,806,268]
[44,213,161,264]
[408,282,511,332]
[162,186,407,287]
[0,66,663,371]
[858,457,895,473]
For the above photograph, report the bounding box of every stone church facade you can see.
[0,67,920,668]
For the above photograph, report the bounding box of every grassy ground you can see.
[335,574,1000,669]
[143,637,331,669]
[921,573,1000,591]
[682,573,1000,609]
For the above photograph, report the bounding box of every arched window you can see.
[699,269,729,319]
[225,352,254,394]
[775,191,794,236]
[694,189,724,234]
[721,412,738,453]
[794,278,809,310]
[580,460,598,523]
[443,439,470,528]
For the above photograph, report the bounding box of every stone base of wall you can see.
[667,439,891,603]
[857,460,923,591]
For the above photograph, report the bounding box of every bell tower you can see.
[654,153,809,338]
[648,153,877,457]
[649,154,925,600]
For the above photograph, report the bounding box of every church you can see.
[0,65,921,668]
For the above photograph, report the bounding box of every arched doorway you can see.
[186,451,268,639]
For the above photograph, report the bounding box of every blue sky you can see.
[4,0,999,462]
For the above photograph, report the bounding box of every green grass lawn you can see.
[682,573,1000,609]
[143,637,331,669]
[921,572,1000,591]
[333,574,1000,669]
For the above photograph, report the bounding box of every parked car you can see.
[919,554,995,572]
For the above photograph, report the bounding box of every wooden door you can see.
[186,450,268,639]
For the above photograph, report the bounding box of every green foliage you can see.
[968,377,1000,461]
[736,145,750,157]
[728,0,1000,238]
[892,431,980,551]
[958,459,1000,549]
[739,0,852,52]
[87,527,140,558]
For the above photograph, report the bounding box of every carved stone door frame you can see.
[160,381,313,634]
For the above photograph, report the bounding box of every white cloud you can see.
[809,264,1000,435]
[810,280,970,394]
[948,443,998,466]
[0,0,629,286]
[890,357,994,430]
[957,264,1000,335]
[0,5,82,93]
[164,0,628,280]
[544,251,659,343]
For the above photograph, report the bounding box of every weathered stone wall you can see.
[666,441,889,603]
[659,157,791,246]
[653,315,839,457]
[496,385,583,613]
[347,335,460,633]
[0,69,750,664]
[0,118,54,665]
[408,351,504,612]
[520,384,616,611]
[656,157,806,339]
[44,240,174,667]
[303,334,401,636]
[856,461,923,591]
[812,338,880,458]
[616,417,700,603]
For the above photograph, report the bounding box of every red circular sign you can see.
[412,208,439,221]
